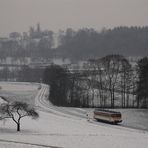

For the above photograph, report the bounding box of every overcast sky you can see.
[0,0,148,36]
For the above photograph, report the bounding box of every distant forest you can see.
[58,26,148,60]
[0,25,148,60]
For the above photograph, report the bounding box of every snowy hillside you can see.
[0,82,148,148]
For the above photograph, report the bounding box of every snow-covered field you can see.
[0,82,148,148]
[0,82,39,105]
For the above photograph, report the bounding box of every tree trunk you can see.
[17,123,20,132]
[112,87,115,108]
[137,96,140,108]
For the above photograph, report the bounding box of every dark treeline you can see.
[58,27,148,60]
[43,55,148,109]
[0,25,148,60]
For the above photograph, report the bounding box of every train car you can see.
[93,109,122,124]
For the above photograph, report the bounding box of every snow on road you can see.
[0,82,148,148]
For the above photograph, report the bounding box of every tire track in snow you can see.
[0,139,62,148]
[35,85,76,119]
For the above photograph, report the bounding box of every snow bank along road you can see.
[0,82,148,148]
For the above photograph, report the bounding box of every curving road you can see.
[35,84,89,119]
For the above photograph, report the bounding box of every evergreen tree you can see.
[43,65,70,106]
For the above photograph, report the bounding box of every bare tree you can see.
[83,59,109,107]
[68,71,90,107]
[120,58,132,108]
[136,57,148,108]
[100,55,129,108]
[82,60,98,106]
[83,55,133,108]
[0,101,39,131]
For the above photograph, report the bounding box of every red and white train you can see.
[93,109,122,124]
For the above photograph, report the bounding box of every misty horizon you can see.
[2,24,148,38]
[0,0,148,37]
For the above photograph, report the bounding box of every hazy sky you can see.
[0,0,148,36]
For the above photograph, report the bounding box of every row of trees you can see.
[43,55,148,108]
[1,26,148,60]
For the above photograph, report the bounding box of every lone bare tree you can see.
[0,101,39,131]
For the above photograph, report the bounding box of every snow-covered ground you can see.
[0,82,148,148]
[0,82,38,91]
[0,82,39,105]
